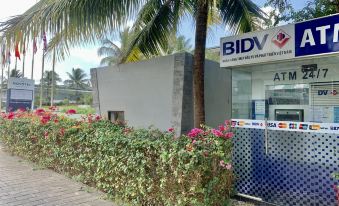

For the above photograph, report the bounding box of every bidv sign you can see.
[221,25,295,67]
[221,14,339,67]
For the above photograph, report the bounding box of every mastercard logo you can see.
[278,122,287,128]
[309,124,320,130]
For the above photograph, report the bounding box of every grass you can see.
[42,105,96,115]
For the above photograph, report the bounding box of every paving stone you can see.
[0,144,116,206]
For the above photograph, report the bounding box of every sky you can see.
[0,0,308,83]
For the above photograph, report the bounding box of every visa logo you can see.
[267,123,276,128]
[223,34,268,56]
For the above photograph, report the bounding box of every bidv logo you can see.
[318,90,337,96]
[223,34,268,56]
[252,122,260,126]
[330,126,339,130]
[272,29,291,48]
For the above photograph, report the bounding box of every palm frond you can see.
[120,0,188,62]
[218,0,266,33]
[0,0,144,57]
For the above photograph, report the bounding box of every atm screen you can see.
[275,109,304,122]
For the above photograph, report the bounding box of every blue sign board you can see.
[295,15,339,57]
[221,14,339,67]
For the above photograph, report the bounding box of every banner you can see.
[231,119,339,134]
[221,14,339,67]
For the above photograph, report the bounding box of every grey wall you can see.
[91,52,231,134]
[93,55,175,131]
[205,60,232,127]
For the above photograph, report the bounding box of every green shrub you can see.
[0,110,234,205]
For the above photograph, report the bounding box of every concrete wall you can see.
[91,52,231,134]
[93,54,175,131]
[205,61,232,127]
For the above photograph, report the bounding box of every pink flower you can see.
[95,115,101,121]
[219,160,232,170]
[211,129,223,137]
[66,109,76,115]
[40,115,51,124]
[49,106,57,111]
[168,127,174,132]
[59,128,65,136]
[192,140,197,144]
[224,120,231,125]
[18,108,26,112]
[187,128,204,138]
[219,160,225,167]
[44,131,49,139]
[6,112,15,120]
[225,163,232,170]
[35,108,45,116]
[218,125,225,132]
[224,132,233,139]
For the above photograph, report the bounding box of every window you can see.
[108,111,125,123]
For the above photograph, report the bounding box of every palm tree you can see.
[65,68,89,102]
[98,27,139,66]
[161,35,192,55]
[42,70,62,101]
[65,68,88,90]
[0,0,268,127]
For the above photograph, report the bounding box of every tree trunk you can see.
[193,1,208,128]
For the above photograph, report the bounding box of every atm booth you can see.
[222,14,339,205]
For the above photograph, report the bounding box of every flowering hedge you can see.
[0,109,234,205]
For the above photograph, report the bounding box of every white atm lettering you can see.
[300,23,339,47]
[300,29,316,47]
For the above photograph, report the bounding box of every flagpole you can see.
[14,58,17,75]
[50,48,56,106]
[7,61,10,79]
[0,64,4,111]
[22,51,26,78]
[39,51,45,108]
[31,53,34,80]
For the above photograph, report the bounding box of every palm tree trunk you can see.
[39,52,45,107]
[193,1,208,128]
[51,49,56,106]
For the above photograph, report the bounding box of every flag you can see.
[33,38,37,54]
[15,43,20,60]
[42,32,47,51]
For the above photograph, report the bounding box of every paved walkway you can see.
[0,144,116,206]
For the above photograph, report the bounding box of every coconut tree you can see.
[41,70,62,101]
[65,68,88,102]
[98,27,139,66]
[0,0,267,127]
